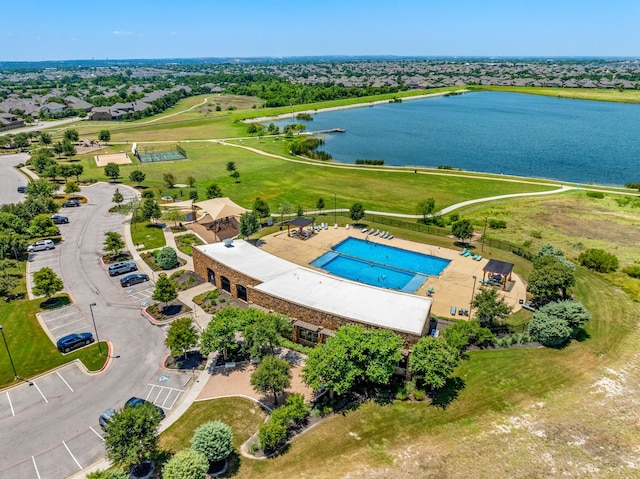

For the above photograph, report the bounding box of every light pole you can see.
[0,324,19,380]
[89,303,102,355]
[334,192,337,226]
[470,276,477,320]
[481,216,488,253]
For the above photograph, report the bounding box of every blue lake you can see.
[273,92,640,186]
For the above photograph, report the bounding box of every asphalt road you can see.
[0,153,30,205]
[0,183,173,478]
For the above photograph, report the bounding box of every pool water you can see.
[310,237,450,292]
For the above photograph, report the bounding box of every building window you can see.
[207,268,216,285]
[299,328,319,344]
[236,284,247,302]
[221,276,231,293]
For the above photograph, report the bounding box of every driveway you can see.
[0,183,189,479]
[0,153,30,205]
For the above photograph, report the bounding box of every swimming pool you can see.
[310,237,450,292]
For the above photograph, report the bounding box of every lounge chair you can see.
[361,227,368,233]
[380,232,387,239]
[472,254,479,260]
[427,287,435,295]
[346,224,350,230]
[459,248,468,255]
[334,223,338,229]
[387,234,394,240]
[475,255,482,261]
[463,250,471,257]
[450,306,456,315]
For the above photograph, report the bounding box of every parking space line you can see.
[90,426,104,441]
[32,382,48,403]
[50,318,84,331]
[63,440,82,470]
[32,456,41,479]
[44,310,79,321]
[6,392,14,416]
[56,371,74,392]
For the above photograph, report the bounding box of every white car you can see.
[27,239,55,252]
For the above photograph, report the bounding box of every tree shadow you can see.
[573,328,591,342]
[429,377,466,409]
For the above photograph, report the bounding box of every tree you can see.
[0,260,19,297]
[63,129,79,142]
[69,163,84,182]
[409,337,460,390]
[43,164,60,182]
[226,161,236,173]
[349,202,365,224]
[230,170,240,183]
[472,287,513,326]
[251,355,292,405]
[267,122,279,135]
[33,267,64,299]
[104,162,120,182]
[26,178,56,200]
[240,211,260,239]
[62,140,77,158]
[162,208,185,227]
[29,214,58,237]
[189,190,199,201]
[156,246,178,270]
[162,449,208,479]
[112,188,124,208]
[302,325,402,396]
[152,273,178,311]
[191,420,234,464]
[98,130,111,144]
[186,176,196,188]
[129,169,146,187]
[163,172,176,188]
[39,132,52,145]
[243,313,291,360]
[53,141,64,157]
[103,402,162,469]
[253,197,270,218]
[247,124,259,135]
[12,133,29,150]
[258,417,287,451]
[200,309,241,361]
[578,248,619,273]
[452,219,474,243]
[206,183,223,199]
[103,231,125,257]
[416,198,436,223]
[278,201,294,223]
[64,181,80,197]
[528,256,575,303]
[527,300,591,347]
[86,469,128,479]
[141,197,162,223]
[165,317,199,359]
[315,198,325,214]
[443,320,495,351]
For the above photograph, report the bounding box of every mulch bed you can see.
[170,270,205,291]
[164,350,207,370]
[145,300,192,320]
[140,251,187,271]
[101,251,132,264]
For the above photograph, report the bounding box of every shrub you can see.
[530,230,542,239]
[258,418,287,451]
[412,388,427,401]
[586,191,604,199]
[191,420,234,463]
[622,265,640,278]
[527,300,590,347]
[156,246,179,270]
[489,219,507,229]
[162,449,208,479]
[578,248,619,273]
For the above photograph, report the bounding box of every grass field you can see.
[477,85,640,104]
[130,221,166,250]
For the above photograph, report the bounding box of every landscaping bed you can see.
[175,233,204,256]
[140,250,187,271]
[101,251,132,264]
[40,294,71,310]
[164,350,207,370]
[145,300,192,321]
[169,270,205,291]
[193,289,233,314]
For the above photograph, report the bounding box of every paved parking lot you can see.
[28,247,62,293]
[40,305,92,341]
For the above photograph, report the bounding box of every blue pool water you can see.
[311,237,450,292]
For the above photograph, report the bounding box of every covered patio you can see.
[193,197,248,243]
[482,259,515,291]
[285,217,316,240]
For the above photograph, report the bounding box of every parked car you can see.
[27,239,55,252]
[62,198,80,207]
[120,273,150,287]
[124,397,165,419]
[98,408,116,430]
[51,214,69,224]
[108,261,138,277]
[17,185,27,193]
[56,332,94,353]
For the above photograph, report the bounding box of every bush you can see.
[162,449,208,479]
[586,191,604,199]
[578,248,619,273]
[156,246,179,270]
[258,418,287,451]
[191,420,234,463]
[412,388,427,401]
[622,265,640,278]
[527,300,590,347]
[489,219,507,229]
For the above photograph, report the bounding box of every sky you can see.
[3,0,640,61]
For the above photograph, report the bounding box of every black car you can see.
[125,397,165,419]
[120,273,150,287]
[51,214,69,224]
[57,332,94,353]
[62,199,80,207]
[108,261,138,277]
[17,185,27,193]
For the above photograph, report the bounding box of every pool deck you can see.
[258,226,526,319]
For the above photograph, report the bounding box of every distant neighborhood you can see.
[1,58,640,131]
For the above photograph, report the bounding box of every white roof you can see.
[197,240,431,336]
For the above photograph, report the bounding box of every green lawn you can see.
[0,295,107,388]
[130,221,166,250]
[476,85,640,104]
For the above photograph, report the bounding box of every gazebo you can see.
[482,259,514,290]
[285,217,315,239]
[193,197,248,241]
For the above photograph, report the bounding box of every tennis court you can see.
[137,150,187,163]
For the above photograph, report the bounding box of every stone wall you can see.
[193,247,261,292]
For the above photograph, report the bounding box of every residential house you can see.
[0,112,25,131]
